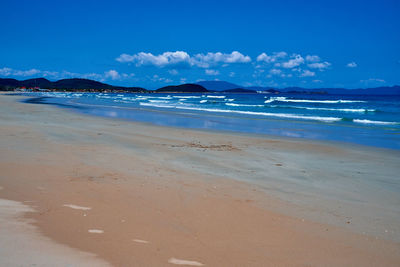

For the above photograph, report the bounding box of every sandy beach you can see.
[1,93,400,266]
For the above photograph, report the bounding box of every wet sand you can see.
[0,93,399,266]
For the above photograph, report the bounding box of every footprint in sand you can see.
[168,258,204,266]
[63,204,92,210]
[133,239,149,244]
[88,229,104,234]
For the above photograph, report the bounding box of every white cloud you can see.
[256,51,287,63]
[14,68,41,76]
[312,79,323,83]
[151,74,173,83]
[193,51,251,68]
[104,70,120,80]
[0,67,12,76]
[257,53,273,63]
[281,54,305,68]
[0,67,133,82]
[299,70,315,77]
[0,67,41,77]
[269,68,282,75]
[347,62,357,68]
[168,69,179,75]
[116,51,191,67]
[121,73,135,78]
[360,78,385,84]
[205,69,220,76]
[305,55,321,62]
[115,53,136,63]
[307,61,331,70]
[116,51,251,68]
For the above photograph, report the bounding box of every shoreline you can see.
[18,92,400,150]
[1,93,400,266]
[22,93,400,152]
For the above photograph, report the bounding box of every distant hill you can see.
[1,77,399,95]
[0,78,147,92]
[156,84,208,93]
[196,81,240,91]
[197,80,400,95]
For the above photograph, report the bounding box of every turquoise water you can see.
[22,92,400,149]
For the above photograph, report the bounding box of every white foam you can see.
[264,97,286,103]
[133,239,149,244]
[63,204,92,210]
[206,95,225,98]
[168,258,204,266]
[265,96,366,104]
[156,96,173,99]
[226,103,264,107]
[272,105,375,113]
[149,100,169,103]
[139,102,341,122]
[173,96,201,99]
[353,119,398,125]
[88,229,104,234]
[199,100,208,103]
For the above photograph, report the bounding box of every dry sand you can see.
[0,93,399,266]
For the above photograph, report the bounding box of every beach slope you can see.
[0,93,399,266]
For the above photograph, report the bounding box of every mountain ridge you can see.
[1,77,399,95]
[195,80,400,95]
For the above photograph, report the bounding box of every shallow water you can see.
[21,92,400,149]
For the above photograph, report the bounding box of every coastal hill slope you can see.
[0,78,146,92]
[156,84,208,93]
[196,81,240,91]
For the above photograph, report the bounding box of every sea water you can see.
[22,92,400,149]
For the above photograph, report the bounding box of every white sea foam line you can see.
[88,229,104,234]
[353,119,398,125]
[133,239,149,244]
[265,96,366,104]
[199,100,208,103]
[149,100,170,103]
[63,204,92,210]
[226,103,264,107]
[271,105,375,113]
[206,95,225,98]
[139,102,341,122]
[173,96,201,99]
[168,258,204,266]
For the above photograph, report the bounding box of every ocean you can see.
[22,92,400,149]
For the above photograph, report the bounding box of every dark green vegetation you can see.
[0,78,146,93]
[156,84,208,93]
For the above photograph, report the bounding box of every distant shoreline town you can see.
[1,77,399,95]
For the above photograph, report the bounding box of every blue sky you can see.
[1,0,399,89]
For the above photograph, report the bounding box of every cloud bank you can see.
[0,67,132,82]
[116,51,251,68]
